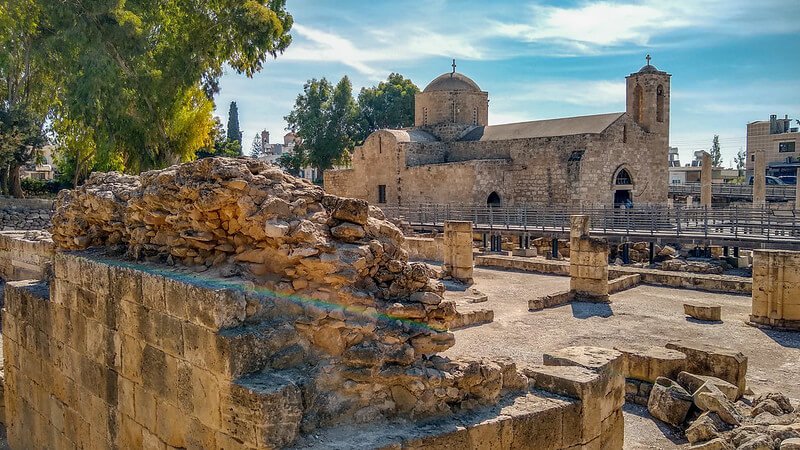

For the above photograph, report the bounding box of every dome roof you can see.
[636,64,667,75]
[423,72,482,93]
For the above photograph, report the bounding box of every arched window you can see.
[615,168,633,186]
[656,85,664,123]
[633,85,643,123]
[487,192,501,206]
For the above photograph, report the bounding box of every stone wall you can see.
[0,198,53,231]
[750,249,800,330]
[0,231,54,282]
[405,236,444,262]
[325,114,668,208]
[442,221,473,282]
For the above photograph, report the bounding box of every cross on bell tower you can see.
[451,59,456,74]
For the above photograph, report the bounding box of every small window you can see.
[472,107,478,125]
[568,150,584,162]
[378,185,387,204]
[423,107,428,126]
[751,155,755,162]
[615,168,632,185]
[622,124,627,143]
[779,142,796,153]
[656,85,664,123]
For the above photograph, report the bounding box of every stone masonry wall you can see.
[0,231,54,282]
[0,198,53,231]
[750,249,800,330]
[569,215,610,301]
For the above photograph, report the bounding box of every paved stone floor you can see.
[443,267,800,449]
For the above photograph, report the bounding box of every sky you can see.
[213,0,800,167]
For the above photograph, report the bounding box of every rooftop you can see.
[460,112,624,141]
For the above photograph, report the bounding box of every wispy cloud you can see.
[514,80,626,106]
[489,0,800,55]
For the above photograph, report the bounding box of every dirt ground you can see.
[443,267,800,450]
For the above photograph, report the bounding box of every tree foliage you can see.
[734,148,746,172]
[284,76,357,178]
[356,73,419,141]
[226,101,242,148]
[1,0,293,187]
[276,148,306,177]
[710,135,722,167]
[250,133,266,158]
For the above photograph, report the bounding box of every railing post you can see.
[676,205,681,236]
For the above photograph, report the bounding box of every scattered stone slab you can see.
[678,371,740,400]
[528,290,574,311]
[686,411,729,444]
[614,344,686,383]
[689,437,734,449]
[782,438,800,450]
[665,341,748,395]
[684,302,722,321]
[647,376,693,427]
[694,383,743,426]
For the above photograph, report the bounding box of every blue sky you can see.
[214,0,800,167]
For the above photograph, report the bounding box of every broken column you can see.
[700,151,712,207]
[443,220,474,282]
[569,215,609,302]
[686,195,693,207]
[753,149,766,207]
[749,249,800,331]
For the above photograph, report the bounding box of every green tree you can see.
[250,133,265,158]
[277,148,306,176]
[31,0,292,173]
[226,101,242,149]
[734,148,746,174]
[285,76,357,179]
[356,73,419,141]
[0,0,54,196]
[710,135,722,167]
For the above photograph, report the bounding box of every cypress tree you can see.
[226,101,242,145]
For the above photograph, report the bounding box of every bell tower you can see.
[626,54,670,137]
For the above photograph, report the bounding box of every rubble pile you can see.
[49,157,530,430]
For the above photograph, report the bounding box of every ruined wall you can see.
[405,236,444,262]
[0,231,54,282]
[751,249,800,330]
[0,198,53,230]
[568,215,610,301]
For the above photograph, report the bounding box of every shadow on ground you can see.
[571,302,613,319]
[623,403,687,446]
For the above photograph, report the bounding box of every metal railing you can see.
[669,182,796,200]
[383,203,800,244]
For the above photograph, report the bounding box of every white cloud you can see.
[514,80,626,106]
[490,0,800,55]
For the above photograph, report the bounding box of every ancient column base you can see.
[746,316,800,332]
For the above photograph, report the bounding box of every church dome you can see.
[637,64,665,74]
[423,72,482,93]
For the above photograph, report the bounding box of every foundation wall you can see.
[443,221,474,281]
[0,198,53,231]
[0,232,55,282]
[405,236,445,262]
[751,249,800,330]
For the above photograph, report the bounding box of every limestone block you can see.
[693,383,742,426]
[677,371,740,400]
[647,377,693,427]
[782,438,800,450]
[686,411,727,444]
[665,341,747,395]
[684,303,722,321]
[614,345,686,383]
[689,437,733,450]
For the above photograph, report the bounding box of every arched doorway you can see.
[487,191,501,206]
[613,168,633,208]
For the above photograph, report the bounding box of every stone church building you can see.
[324,59,671,208]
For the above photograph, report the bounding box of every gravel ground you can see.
[443,267,800,449]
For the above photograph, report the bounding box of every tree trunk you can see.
[10,163,24,198]
[0,165,9,196]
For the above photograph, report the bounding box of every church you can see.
[324,58,671,208]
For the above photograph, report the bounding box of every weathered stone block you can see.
[647,377,692,427]
[677,371,739,400]
[614,344,686,383]
[684,303,722,321]
[665,341,747,395]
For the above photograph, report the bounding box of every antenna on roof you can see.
[451,59,456,75]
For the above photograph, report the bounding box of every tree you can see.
[356,73,419,141]
[28,0,293,173]
[0,0,54,196]
[710,135,722,167]
[196,117,241,159]
[285,76,357,179]
[277,148,306,176]
[734,148,746,172]
[250,133,265,158]
[226,101,242,149]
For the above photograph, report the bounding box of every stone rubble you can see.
[47,157,536,437]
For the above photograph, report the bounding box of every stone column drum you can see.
[569,215,609,302]
[753,149,766,207]
[443,220,474,282]
[700,151,712,207]
[750,250,800,330]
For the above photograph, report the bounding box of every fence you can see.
[382,203,800,244]
[668,182,796,200]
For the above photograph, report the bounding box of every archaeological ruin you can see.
[0,156,799,450]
